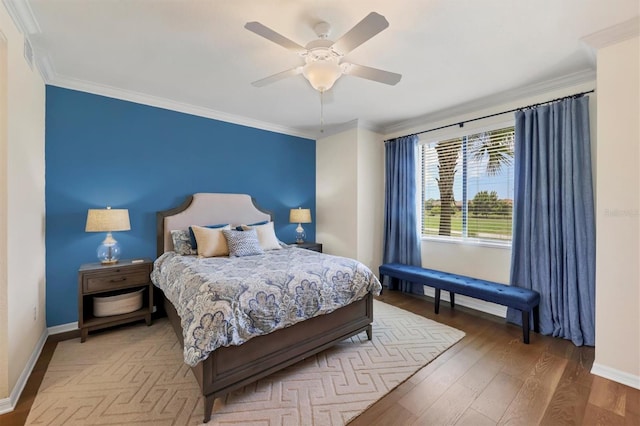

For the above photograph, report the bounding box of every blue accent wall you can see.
[45,86,315,326]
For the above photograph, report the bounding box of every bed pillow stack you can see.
[240,221,282,251]
[172,220,283,257]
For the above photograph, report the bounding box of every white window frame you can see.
[418,116,515,249]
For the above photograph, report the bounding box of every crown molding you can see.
[47,75,316,139]
[382,69,596,137]
[358,119,384,134]
[581,16,640,49]
[2,0,40,35]
[34,52,54,82]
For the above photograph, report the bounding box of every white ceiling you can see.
[6,0,640,138]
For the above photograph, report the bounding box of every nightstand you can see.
[78,258,153,342]
[293,242,323,253]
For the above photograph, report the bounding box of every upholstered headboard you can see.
[156,193,273,257]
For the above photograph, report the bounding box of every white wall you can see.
[0,3,46,407]
[592,34,640,388]
[355,127,384,272]
[316,123,385,272]
[316,127,358,258]
[0,26,7,401]
[421,241,512,316]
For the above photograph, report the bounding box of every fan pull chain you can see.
[320,90,325,133]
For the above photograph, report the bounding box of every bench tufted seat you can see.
[379,263,540,343]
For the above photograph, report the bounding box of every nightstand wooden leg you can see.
[81,328,88,343]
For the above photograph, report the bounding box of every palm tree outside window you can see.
[420,125,515,243]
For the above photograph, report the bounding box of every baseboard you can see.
[591,362,640,390]
[0,328,48,415]
[423,286,508,318]
[47,321,78,335]
[0,396,10,415]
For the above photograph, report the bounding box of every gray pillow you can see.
[222,228,264,257]
[170,229,196,255]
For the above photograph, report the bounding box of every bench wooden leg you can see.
[389,277,399,291]
[435,288,441,314]
[450,292,455,309]
[533,305,540,333]
[522,310,530,344]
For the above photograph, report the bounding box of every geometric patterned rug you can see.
[25,300,464,425]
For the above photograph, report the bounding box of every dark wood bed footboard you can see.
[162,290,373,423]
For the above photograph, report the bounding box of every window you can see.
[420,125,515,244]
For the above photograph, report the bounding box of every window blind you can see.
[420,126,515,243]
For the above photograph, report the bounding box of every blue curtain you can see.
[507,96,595,346]
[383,135,422,292]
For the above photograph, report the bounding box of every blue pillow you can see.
[235,220,269,231]
[189,224,228,249]
[222,229,264,257]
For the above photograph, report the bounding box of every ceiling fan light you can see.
[302,59,342,92]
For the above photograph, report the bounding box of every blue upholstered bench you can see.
[379,263,540,344]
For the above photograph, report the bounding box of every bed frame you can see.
[156,193,374,423]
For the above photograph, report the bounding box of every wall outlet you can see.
[33,306,37,321]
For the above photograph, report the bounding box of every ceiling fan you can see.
[244,12,402,93]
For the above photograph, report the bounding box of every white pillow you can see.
[191,224,231,257]
[242,221,281,251]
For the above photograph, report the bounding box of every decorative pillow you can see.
[241,221,281,251]
[170,229,196,255]
[191,224,231,257]
[188,223,228,249]
[222,229,264,257]
[235,220,269,231]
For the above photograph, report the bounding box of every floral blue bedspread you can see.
[151,247,382,366]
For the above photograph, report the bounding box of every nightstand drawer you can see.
[83,268,150,293]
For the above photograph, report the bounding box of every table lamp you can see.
[289,207,312,243]
[85,207,131,264]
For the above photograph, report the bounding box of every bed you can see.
[153,193,381,422]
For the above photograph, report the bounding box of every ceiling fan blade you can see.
[342,63,402,85]
[331,12,389,55]
[251,67,303,87]
[245,22,307,54]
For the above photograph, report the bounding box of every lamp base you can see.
[295,225,306,244]
[97,235,122,265]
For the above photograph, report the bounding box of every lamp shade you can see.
[289,208,312,224]
[85,208,131,232]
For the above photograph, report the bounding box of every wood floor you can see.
[2,290,638,425]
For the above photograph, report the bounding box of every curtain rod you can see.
[391,89,595,141]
